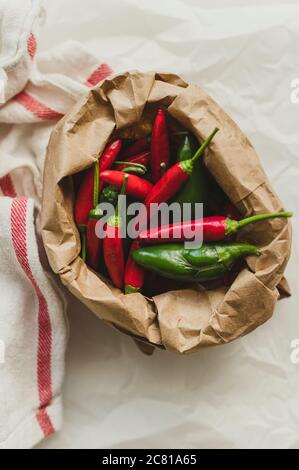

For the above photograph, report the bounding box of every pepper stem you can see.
[191,127,219,163]
[115,161,147,171]
[121,166,146,175]
[125,285,141,294]
[89,207,103,219]
[93,160,99,209]
[226,211,293,235]
[115,174,129,219]
[120,174,129,196]
[237,211,292,230]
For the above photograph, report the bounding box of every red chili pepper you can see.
[100,170,153,201]
[74,139,121,226]
[99,139,122,192]
[124,239,145,294]
[121,137,150,160]
[138,212,292,244]
[99,139,122,172]
[74,166,94,226]
[114,151,150,170]
[144,128,219,215]
[86,218,101,270]
[103,175,128,289]
[78,224,87,261]
[150,109,170,182]
[86,161,103,270]
[145,163,188,208]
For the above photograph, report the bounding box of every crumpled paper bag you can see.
[41,71,292,354]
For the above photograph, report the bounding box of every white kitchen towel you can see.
[0,0,44,104]
[0,196,67,449]
[0,0,112,448]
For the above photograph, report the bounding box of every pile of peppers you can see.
[74,108,292,295]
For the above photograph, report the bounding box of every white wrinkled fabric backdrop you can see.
[38,0,299,448]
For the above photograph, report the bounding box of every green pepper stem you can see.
[115,174,128,219]
[89,207,103,219]
[125,285,140,294]
[120,174,129,196]
[236,211,292,231]
[115,161,146,171]
[191,127,219,163]
[121,166,146,175]
[93,160,99,209]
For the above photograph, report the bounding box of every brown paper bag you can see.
[41,71,292,354]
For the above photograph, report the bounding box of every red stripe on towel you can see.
[85,63,112,87]
[0,174,17,197]
[14,91,63,120]
[10,197,55,437]
[27,33,37,59]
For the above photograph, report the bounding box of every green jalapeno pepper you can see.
[173,133,209,217]
[132,242,260,282]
